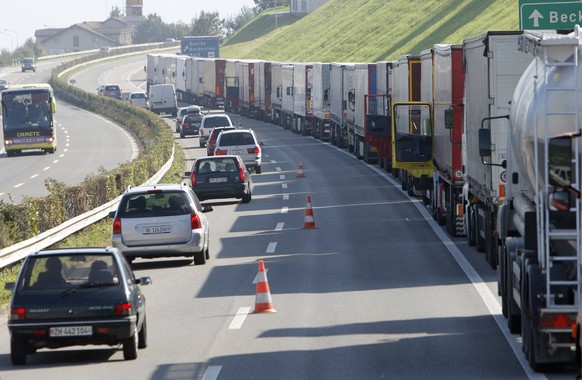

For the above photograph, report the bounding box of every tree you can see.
[133,14,168,43]
[223,6,256,37]
[189,11,222,37]
[110,6,124,18]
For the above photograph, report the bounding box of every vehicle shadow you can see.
[131,258,194,271]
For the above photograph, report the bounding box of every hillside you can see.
[222,0,518,62]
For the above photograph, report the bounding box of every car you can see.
[175,106,189,132]
[97,84,123,100]
[4,247,151,365]
[21,57,36,72]
[214,129,262,174]
[179,113,203,138]
[99,46,112,53]
[198,113,234,148]
[186,155,252,203]
[0,79,9,91]
[206,126,237,155]
[109,183,212,265]
[128,91,149,108]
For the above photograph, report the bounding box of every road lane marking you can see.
[267,242,277,253]
[30,174,38,179]
[280,174,285,180]
[202,365,223,380]
[43,167,50,171]
[275,222,284,231]
[228,307,251,330]
[283,194,289,200]
[282,183,287,189]
[14,183,24,188]
[276,166,281,171]
[52,160,59,164]
[281,206,288,214]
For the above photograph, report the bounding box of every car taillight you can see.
[191,171,197,185]
[239,166,246,182]
[191,213,202,229]
[247,146,261,154]
[112,218,122,234]
[10,307,26,320]
[115,302,132,317]
[215,149,227,155]
[183,122,190,126]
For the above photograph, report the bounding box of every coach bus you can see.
[1,83,57,156]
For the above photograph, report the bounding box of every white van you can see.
[148,84,177,116]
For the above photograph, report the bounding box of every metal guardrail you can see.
[0,48,176,269]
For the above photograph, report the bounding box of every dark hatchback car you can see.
[179,113,203,138]
[186,155,252,203]
[5,247,152,365]
[206,126,237,155]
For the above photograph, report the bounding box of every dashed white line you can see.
[275,222,284,231]
[279,174,285,180]
[282,183,287,189]
[281,206,288,214]
[43,167,50,171]
[52,160,59,164]
[276,166,282,172]
[30,174,39,179]
[14,183,24,188]
[283,194,289,200]
[267,242,277,253]
[228,307,251,330]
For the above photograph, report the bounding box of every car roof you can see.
[125,183,189,195]
[32,247,121,256]
[203,113,230,118]
[197,154,240,160]
[219,128,255,135]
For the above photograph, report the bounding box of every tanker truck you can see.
[485,28,582,371]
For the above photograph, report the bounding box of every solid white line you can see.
[275,222,284,231]
[267,242,277,253]
[281,206,288,214]
[228,307,251,330]
[202,365,223,380]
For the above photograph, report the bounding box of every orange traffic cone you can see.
[303,196,317,229]
[253,260,277,313]
[296,158,306,178]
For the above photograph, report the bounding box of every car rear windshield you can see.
[131,93,146,99]
[204,117,230,128]
[118,191,192,217]
[184,115,203,123]
[105,86,120,91]
[18,254,120,291]
[196,157,239,173]
[218,132,255,146]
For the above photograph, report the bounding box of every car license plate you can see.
[209,177,227,183]
[143,226,171,234]
[50,326,93,337]
[230,149,245,155]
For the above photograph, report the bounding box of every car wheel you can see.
[194,250,206,265]
[205,242,210,260]
[138,316,147,349]
[242,189,251,203]
[255,166,262,174]
[123,325,139,360]
[10,338,27,365]
[180,131,185,138]
[200,140,206,148]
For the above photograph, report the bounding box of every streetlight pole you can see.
[3,29,19,50]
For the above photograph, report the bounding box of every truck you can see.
[370,61,395,171]
[352,63,377,162]
[461,31,534,268]
[238,60,256,118]
[329,62,354,148]
[281,64,295,130]
[490,29,581,371]
[391,54,433,198]
[202,58,226,108]
[311,62,331,140]
[420,44,465,236]
[270,61,284,125]
[225,59,240,113]
[292,63,314,135]
[180,36,220,58]
[256,61,272,122]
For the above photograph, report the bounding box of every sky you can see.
[0,0,256,52]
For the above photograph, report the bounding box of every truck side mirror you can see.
[444,108,454,130]
[478,128,491,157]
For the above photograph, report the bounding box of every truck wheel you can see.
[475,205,486,252]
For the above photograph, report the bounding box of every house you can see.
[35,17,132,55]
[290,0,328,15]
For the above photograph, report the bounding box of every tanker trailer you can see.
[484,28,582,371]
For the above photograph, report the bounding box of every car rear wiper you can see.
[61,282,116,297]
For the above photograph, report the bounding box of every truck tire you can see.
[475,204,486,252]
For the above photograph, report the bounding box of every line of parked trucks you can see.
[147,28,582,372]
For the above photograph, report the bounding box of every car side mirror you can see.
[202,205,213,213]
[107,211,116,218]
[138,277,152,285]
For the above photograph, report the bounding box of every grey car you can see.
[5,247,151,365]
[109,183,212,265]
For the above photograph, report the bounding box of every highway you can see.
[0,53,575,379]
